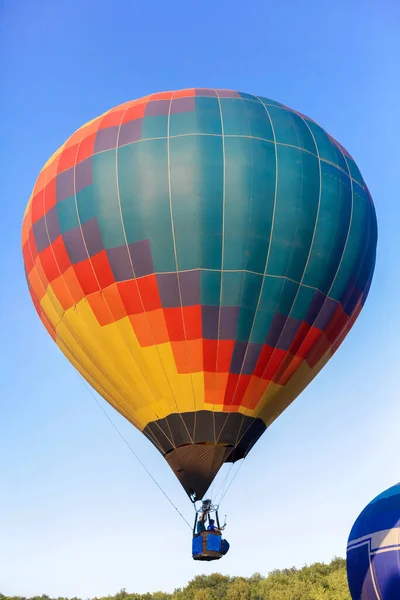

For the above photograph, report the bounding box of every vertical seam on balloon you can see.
[339,189,372,318]
[231,103,321,451]
[110,103,179,447]
[69,125,171,434]
[250,114,322,397]
[321,141,354,298]
[56,138,172,437]
[287,113,307,282]
[70,134,162,425]
[38,152,131,404]
[112,98,193,447]
[241,110,322,421]
[239,110,307,418]
[238,121,360,441]
[269,116,322,341]
[60,150,149,424]
[42,114,176,449]
[330,150,375,326]
[231,106,259,412]
[215,96,280,447]
[211,90,228,446]
[166,92,198,443]
[219,98,258,421]
[26,161,142,432]
[274,132,356,385]
[228,105,304,413]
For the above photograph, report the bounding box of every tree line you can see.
[1,557,351,600]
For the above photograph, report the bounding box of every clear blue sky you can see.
[1,0,399,596]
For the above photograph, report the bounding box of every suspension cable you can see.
[78,376,192,530]
[213,463,234,504]
[219,459,245,504]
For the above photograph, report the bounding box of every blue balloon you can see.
[346,483,400,599]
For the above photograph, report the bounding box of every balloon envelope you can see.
[22,88,377,500]
[347,483,400,599]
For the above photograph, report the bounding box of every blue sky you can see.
[1,0,400,596]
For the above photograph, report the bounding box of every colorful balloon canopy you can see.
[22,88,377,501]
[347,483,400,599]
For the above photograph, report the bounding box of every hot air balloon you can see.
[22,88,377,560]
[347,483,400,599]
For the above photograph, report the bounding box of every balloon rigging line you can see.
[213,463,234,503]
[79,375,192,530]
[219,459,245,504]
[219,464,237,502]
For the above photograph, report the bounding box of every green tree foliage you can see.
[0,557,351,600]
